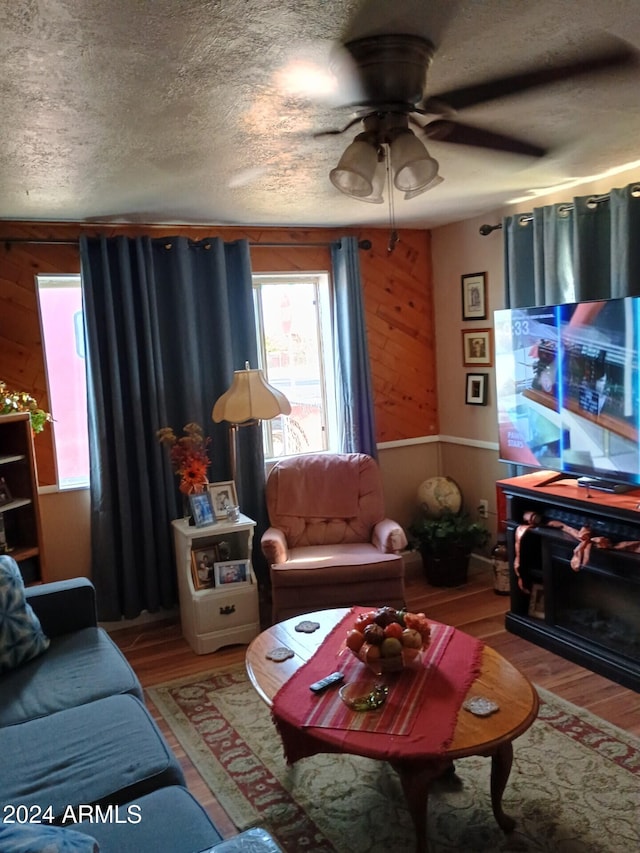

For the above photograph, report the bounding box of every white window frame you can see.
[252,272,338,460]
[35,273,89,491]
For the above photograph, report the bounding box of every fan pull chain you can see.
[385,147,399,254]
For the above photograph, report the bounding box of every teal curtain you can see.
[80,235,267,620]
[504,182,640,307]
[331,237,378,458]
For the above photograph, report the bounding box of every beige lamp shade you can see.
[212,363,291,425]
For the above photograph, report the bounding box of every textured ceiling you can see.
[1,0,640,229]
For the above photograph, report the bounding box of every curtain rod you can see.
[2,238,79,245]
[479,192,614,236]
[252,239,372,250]
[1,236,372,250]
[479,184,640,235]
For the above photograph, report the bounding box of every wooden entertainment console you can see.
[498,471,640,692]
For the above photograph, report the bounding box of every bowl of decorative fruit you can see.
[345,606,431,675]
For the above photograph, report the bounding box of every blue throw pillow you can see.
[0,824,98,852]
[0,555,50,673]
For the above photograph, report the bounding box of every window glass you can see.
[36,275,90,489]
[253,274,336,459]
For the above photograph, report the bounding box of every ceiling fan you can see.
[317,31,639,203]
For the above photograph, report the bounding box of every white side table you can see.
[172,513,259,654]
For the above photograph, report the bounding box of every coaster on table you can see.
[295,620,320,633]
[266,646,295,662]
[463,696,499,717]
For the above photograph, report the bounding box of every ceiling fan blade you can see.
[422,119,546,157]
[313,115,364,138]
[424,40,638,112]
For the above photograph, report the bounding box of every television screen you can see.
[494,296,640,488]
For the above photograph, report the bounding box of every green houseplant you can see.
[0,381,51,434]
[409,510,490,587]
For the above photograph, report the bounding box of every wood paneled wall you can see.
[0,222,437,486]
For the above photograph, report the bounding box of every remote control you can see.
[309,671,345,694]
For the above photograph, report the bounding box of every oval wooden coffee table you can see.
[246,608,539,853]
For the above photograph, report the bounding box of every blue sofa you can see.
[0,564,224,853]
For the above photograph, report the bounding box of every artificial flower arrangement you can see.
[0,381,51,434]
[157,422,211,494]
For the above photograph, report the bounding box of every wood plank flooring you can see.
[110,571,640,839]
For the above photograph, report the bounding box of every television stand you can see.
[498,471,640,692]
[576,476,636,494]
[532,471,636,493]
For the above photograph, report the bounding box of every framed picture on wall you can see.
[462,328,493,366]
[465,373,488,406]
[461,272,487,320]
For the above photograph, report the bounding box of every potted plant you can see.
[408,510,490,587]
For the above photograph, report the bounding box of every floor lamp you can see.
[212,362,291,482]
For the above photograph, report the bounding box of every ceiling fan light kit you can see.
[330,113,442,203]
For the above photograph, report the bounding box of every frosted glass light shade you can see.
[404,173,444,199]
[212,364,291,424]
[390,131,439,192]
[330,135,379,198]
[356,158,386,204]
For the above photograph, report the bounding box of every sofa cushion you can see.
[0,824,98,852]
[0,555,49,674]
[0,694,184,819]
[0,626,143,727]
[72,786,223,853]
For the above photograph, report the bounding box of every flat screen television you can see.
[494,296,640,492]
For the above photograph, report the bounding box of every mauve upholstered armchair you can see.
[261,452,407,623]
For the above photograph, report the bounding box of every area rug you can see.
[148,666,640,852]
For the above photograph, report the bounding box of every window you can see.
[253,273,337,460]
[36,271,337,489]
[36,275,90,489]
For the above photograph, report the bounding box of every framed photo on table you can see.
[189,492,216,528]
[462,328,493,366]
[191,546,218,590]
[461,272,487,320]
[214,559,250,588]
[465,373,488,406]
[207,480,238,520]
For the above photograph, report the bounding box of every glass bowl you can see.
[339,680,389,711]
